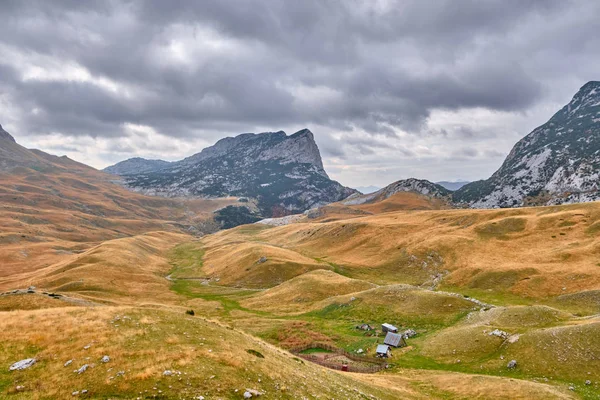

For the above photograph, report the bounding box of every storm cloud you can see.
[0,0,599,186]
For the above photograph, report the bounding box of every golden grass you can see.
[0,307,401,399]
[202,202,600,298]
[354,369,576,400]
[240,269,376,313]
[198,241,332,288]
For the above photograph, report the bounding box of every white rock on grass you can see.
[244,388,263,398]
[64,360,73,367]
[75,364,89,374]
[489,329,509,339]
[507,360,517,369]
[101,356,110,363]
[9,358,36,371]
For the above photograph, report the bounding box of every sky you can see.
[0,1,599,188]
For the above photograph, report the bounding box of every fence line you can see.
[289,342,387,373]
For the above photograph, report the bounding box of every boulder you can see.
[507,360,517,369]
[403,329,417,339]
[9,358,36,371]
[101,356,110,363]
[76,364,88,374]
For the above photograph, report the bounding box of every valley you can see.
[2,199,600,399]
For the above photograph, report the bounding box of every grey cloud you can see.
[0,0,598,184]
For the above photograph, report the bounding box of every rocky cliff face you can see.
[105,129,355,217]
[454,81,600,208]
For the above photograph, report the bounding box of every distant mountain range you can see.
[105,129,356,217]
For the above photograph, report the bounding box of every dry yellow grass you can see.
[354,369,575,400]
[202,202,600,298]
[29,232,190,305]
[0,307,401,399]
[240,269,376,313]
[198,241,332,288]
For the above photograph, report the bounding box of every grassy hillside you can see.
[202,202,600,302]
[4,178,600,398]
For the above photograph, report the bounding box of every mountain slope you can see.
[454,81,600,208]
[342,178,452,206]
[103,157,172,175]
[106,129,356,217]
[0,129,240,281]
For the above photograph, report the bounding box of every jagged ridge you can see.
[105,129,355,217]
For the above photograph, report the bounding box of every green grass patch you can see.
[299,347,333,354]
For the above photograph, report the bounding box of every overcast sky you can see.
[0,1,599,187]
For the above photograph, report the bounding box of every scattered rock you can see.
[350,296,356,301]
[28,286,36,291]
[163,370,173,376]
[507,360,517,369]
[15,385,25,391]
[83,345,91,350]
[585,380,591,386]
[489,329,509,339]
[569,385,575,391]
[402,329,417,339]
[72,391,79,396]
[9,358,36,371]
[76,364,88,375]
[257,256,268,264]
[244,388,263,398]
[81,389,88,394]
[116,370,125,377]
[64,360,73,367]
[101,356,110,363]
[356,348,364,354]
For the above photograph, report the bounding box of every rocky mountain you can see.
[342,178,451,206]
[105,129,356,217]
[454,81,600,208]
[104,157,172,175]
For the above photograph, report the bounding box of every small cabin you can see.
[381,323,398,333]
[384,332,406,348]
[376,344,391,358]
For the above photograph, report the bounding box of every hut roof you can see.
[384,332,405,347]
[382,323,398,331]
[376,344,390,354]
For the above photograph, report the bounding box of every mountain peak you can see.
[579,80,600,92]
[0,124,16,142]
[290,128,314,138]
